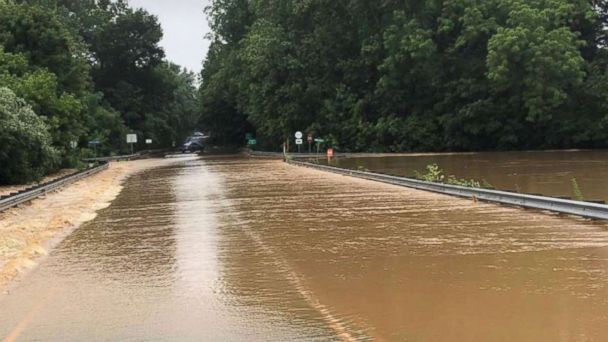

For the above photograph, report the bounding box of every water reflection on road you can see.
[2,156,608,341]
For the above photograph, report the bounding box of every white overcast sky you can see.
[128,0,211,72]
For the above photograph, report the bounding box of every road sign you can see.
[307,134,313,142]
[245,133,253,140]
[295,138,303,145]
[248,139,257,145]
[295,131,303,139]
[327,148,334,158]
[127,134,137,154]
[146,139,152,144]
[314,138,325,143]
[88,140,100,157]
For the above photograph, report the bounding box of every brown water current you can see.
[324,150,608,202]
[2,156,608,341]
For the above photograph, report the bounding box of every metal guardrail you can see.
[83,149,176,162]
[288,160,608,220]
[247,151,350,159]
[0,162,110,213]
[246,151,284,158]
[83,154,140,162]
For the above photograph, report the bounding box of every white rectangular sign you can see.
[295,138,303,145]
[126,134,137,143]
[146,139,152,144]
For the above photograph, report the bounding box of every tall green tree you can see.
[0,87,58,184]
[200,0,608,152]
[15,0,200,150]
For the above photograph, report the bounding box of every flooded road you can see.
[324,150,608,202]
[3,157,608,340]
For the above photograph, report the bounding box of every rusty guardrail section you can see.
[0,162,109,213]
[287,159,608,220]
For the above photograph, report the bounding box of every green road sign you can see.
[245,133,253,140]
[314,138,325,143]
[248,139,257,145]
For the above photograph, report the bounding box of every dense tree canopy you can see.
[0,87,58,184]
[0,0,200,184]
[199,0,608,152]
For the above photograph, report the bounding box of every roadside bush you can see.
[0,87,59,184]
[415,164,481,188]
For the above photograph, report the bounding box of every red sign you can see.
[327,148,334,157]
[307,134,313,143]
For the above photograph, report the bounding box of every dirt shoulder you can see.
[0,157,195,288]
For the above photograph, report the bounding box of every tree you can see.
[15,0,199,150]
[0,87,58,184]
[200,0,608,152]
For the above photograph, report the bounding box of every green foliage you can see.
[0,87,59,184]
[200,0,608,152]
[571,177,584,201]
[0,0,200,183]
[482,179,494,189]
[486,0,587,122]
[0,2,91,160]
[0,2,91,94]
[415,164,445,182]
[446,176,481,188]
[415,164,481,188]
[75,1,199,149]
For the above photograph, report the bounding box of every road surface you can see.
[2,157,608,341]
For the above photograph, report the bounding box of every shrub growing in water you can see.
[415,164,481,188]
[415,164,444,182]
[571,178,584,201]
[0,87,58,184]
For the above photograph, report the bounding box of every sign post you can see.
[295,131,303,153]
[126,134,137,155]
[283,141,287,159]
[88,140,100,157]
[307,134,313,153]
[246,133,256,150]
[314,138,325,154]
[327,148,334,162]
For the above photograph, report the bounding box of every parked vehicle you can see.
[181,132,208,153]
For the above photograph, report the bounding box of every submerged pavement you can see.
[2,157,608,341]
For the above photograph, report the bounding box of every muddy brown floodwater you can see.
[2,156,608,341]
[323,150,608,203]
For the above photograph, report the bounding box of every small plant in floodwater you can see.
[415,164,481,188]
[415,164,444,182]
[482,179,494,189]
[446,175,481,188]
[514,183,521,193]
[571,177,584,201]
